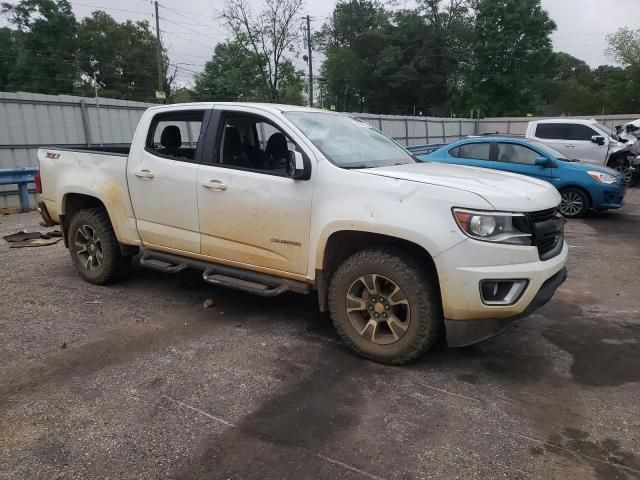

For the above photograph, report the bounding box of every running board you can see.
[139,249,311,297]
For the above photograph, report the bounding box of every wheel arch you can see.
[61,193,138,256]
[316,230,440,312]
[559,184,593,209]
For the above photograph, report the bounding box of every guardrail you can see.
[0,168,38,212]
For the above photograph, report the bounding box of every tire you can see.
[610,156,634,185]
[68,207,131,284]
[559,187,589,218]
[328,247,442,365]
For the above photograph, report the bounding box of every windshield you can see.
[594,122,615,138]
[526,140,570,160]
[283,112,416,168]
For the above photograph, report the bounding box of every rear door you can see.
[196,106,315,275]
[493,142,552,182]
[127,109,208,253]
[446,142,497,169]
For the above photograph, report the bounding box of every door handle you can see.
[202,179,228,191]
[135,169,155,179]
[565,144,576,148]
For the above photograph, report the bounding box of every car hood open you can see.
[359,162,561,212]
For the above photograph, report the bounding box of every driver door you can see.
[196,107,315,275]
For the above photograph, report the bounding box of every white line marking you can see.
[162,395,236,428]
[159,394,390,480]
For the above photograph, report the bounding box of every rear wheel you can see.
[328,247,442,365]
[68,208,131,284]
[559,187,589,218]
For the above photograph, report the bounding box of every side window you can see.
[535,123,569,140]
[219,114,301,175]
[497,143,539,165]
[457,142,491,160]
[568,124,598,141]
[449,146,460,157]
[146,111,204,161]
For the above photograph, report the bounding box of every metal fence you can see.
[350,113,477,146]
[0,91,151,210]
[1,90,638,210]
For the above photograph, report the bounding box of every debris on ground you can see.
[203,298,215,308]
[9,237,62,248]
[3,229,63,247]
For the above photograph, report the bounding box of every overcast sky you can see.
[3,0,640,87]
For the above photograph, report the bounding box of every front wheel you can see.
[328,247,442,365]
[68,207,131,284]
[559,187,589,218]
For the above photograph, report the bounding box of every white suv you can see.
[526,118,638,182]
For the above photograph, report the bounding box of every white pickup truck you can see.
[37,103,567,364]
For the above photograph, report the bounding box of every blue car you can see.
[409,137,627,218]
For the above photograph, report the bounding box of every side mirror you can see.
[535,156,554,167]
[591,135,605,146]
[286,150,308,179]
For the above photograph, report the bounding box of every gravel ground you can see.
[1,190,639,480]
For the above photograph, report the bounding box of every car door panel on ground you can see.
[127,110,206,253]
[196,108,314,276]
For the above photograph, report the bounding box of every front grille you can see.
[527,207,564,260]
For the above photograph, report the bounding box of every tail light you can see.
[34,171,42,193]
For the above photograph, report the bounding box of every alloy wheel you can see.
[560,191,584,217]
[75,224,104,271]
[345,274,411,345]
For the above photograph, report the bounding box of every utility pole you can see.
[154,1,165,103]
[305,15,313,107]
[90,59,103,146]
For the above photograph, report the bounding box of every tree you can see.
[193,40,266,101]
[193,39,304,104]
[1,0,78,94]
[606,27,640,67]
[222,0,304,103]
[76,10,168,101]
[455,0,556,116]
[0,27,18,90]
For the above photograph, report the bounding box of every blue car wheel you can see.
[559,187,589,218]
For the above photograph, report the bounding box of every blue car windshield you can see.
[284,112,416,169]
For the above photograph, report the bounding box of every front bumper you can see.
[445,267,567,347]
[591,182,626,210]
[433,238,568,347]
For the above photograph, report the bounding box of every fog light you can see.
[480,280,528,305]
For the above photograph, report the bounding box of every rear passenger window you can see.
[497,143,539,165]
[535,123,569,139]
[450,142,491,160]
[146,111,204,161]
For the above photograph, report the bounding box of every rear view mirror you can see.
[535,156,554,167]
[591,135,605,146]
[287,150,308,179]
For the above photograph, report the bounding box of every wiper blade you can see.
[342,164,370,169]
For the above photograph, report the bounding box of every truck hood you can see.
[359,162,561,212]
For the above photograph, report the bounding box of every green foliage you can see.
[0,0,168,100]
[76,11,168,102]
[193,40,305,104]
[1,0,78,94]
[456,0,556,116]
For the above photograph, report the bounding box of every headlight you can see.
[452,209,532,245]
[587,171,617,184]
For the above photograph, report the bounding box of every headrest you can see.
[160,125,182,149]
